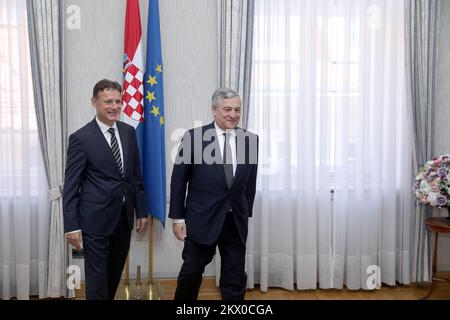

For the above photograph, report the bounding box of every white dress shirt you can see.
[65,117,124,235]
[172,122,237,224]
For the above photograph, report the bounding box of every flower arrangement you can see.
[415,154,450,210]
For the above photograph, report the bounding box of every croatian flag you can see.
[122,0,166,225]
[122,0,145,168]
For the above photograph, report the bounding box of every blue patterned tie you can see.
[223,133,234,188]
[108,128,124,178]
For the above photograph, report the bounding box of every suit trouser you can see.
[174,212,247,300]
[82,205,131,300]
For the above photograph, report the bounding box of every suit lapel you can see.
[232,128,246,187]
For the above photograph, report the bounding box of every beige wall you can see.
[64,0,219,278]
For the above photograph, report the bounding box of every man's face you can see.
[212,96,241,130]
[92,89,122,126]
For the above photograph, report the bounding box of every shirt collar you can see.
[214,121,236,137]
[96,116,118,134]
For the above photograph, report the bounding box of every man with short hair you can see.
[169,87,258,300]
[63,79,148,300]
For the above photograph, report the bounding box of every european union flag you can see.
[143,0,166,225]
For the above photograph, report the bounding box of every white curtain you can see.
[247,0,413,291]
[0,0,49,299]
[218,0,255,128]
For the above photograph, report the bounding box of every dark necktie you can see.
[223,132,234,188]
[108,128,124,178]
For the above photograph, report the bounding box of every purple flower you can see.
[438,167,447,177]
[436,195,448,206]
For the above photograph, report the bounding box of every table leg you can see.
[421,232,438,300]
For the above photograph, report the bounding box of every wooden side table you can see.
[421,217,450,300]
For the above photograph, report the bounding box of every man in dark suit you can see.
[63,79,148,300]
[169,88,258,300]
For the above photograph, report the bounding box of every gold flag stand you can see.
[115,217,160,300]
[146,217,160,299]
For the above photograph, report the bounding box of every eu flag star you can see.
[147,75,158,87]
[160,116,165,126]
[155,64,163,73]
[146,91,156,102]
[150,105,160,117]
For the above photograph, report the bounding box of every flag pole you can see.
[125,253,130,286]
[146,216,160,300]
[147,216,153,285]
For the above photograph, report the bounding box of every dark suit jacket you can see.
[63,118,147,236]
[169,122,258,245]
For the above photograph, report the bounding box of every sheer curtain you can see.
[218,0,255,128]
[0,0,49,299]
[247,0,413,291]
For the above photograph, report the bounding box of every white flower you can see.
[420,180,431,193]
[428,192,439,206]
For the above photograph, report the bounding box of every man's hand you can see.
[136,217,148,233]
[172,222,187,241]
[67,231,83,251]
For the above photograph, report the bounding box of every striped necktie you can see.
[108,128,124,178]
[223,132,234,188]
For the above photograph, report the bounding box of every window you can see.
[250,0,406,192]
[0,0,45,197]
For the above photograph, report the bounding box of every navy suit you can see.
[169,122,258,300]
[63,118,147,300]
